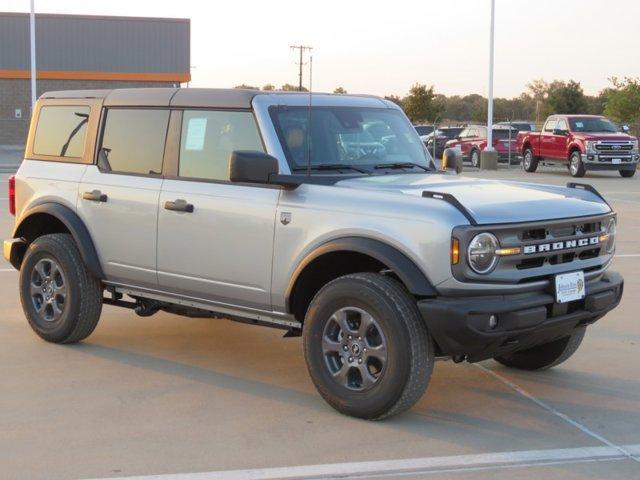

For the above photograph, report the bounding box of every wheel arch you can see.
[285,237,437,322]
[13,203,104,279]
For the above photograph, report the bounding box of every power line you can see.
[290,45,312,91]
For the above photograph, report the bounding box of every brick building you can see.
[0,12,190,146]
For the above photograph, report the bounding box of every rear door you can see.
[156,109,279,310]
[77,108,169,287]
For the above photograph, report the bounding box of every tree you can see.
[333,87,347,94]
[604,77,640,123]
[262,84,275,91]
[546,80,588,114]
[402,84,444,123]
[384,95,403,107]
[281,83,308,92]
[234,84,259,90]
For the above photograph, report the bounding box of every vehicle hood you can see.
[335,173,611,224]
[572,132,635,141]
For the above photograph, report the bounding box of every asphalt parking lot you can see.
[1,167,639,480]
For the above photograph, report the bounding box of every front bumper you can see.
[418,270,623,362]
[582,153,639,170]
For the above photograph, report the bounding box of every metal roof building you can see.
[0,12,190,145]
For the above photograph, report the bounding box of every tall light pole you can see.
[30,0,37,111]
[485,0,495,152]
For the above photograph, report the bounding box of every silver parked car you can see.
[4,88,623,419]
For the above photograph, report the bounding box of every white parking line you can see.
[82,444,639,480]
[474,364,639,464]
[616,254,640,258]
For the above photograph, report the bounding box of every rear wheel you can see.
[470,149,481,168]
[19,234,103,344]
[303,273,434,420]
[494,327,585,371]
[522,148,538,172]
[620,169,636,178]
[569,151,586,177]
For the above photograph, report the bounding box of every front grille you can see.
[595,141,633,152]
[452,214,613,285]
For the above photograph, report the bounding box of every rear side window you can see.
[99,108,169,175]
[179,110,264,181]
[33,105,90,158]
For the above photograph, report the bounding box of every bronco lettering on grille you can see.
[523,236,600,255]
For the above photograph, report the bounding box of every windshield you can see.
[414,125,433,136]
[569,117,618,133]
[270,106,434,173]
[493,129,517,139]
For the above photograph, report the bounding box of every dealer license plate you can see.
[555,271,586,303]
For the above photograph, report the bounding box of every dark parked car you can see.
[497,121,537,132]
[414,124,434,137]
[423,127,464,158]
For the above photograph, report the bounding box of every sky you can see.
[3,0,640,98]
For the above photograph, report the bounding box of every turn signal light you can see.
[495,247,521,256]
[8,175,15,216]
[451,238,460,265]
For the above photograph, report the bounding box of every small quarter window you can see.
[33,105,90,158]
[99,108,169,175]
[179,110,264,181]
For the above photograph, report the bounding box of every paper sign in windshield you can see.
[185,118,207,151]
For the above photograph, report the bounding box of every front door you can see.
[156,109,279,310]
[77,107,169,287]
[539,117,557,158]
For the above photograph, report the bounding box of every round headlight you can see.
[605,217,616,254]
[468,232,499,274]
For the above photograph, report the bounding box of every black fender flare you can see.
[13,203,105,279]
[285,236,437,308]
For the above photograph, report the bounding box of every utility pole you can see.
[30,0,37,111]
[290,45,312,91]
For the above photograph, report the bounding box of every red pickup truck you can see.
[516,115,639,177]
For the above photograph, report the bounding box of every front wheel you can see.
[303,273,434,420]
[569,151,586,177]
[494,327,585,371]
[19,234,103,344]
[620,169,636,178]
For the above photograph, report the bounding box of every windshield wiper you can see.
[374,162,431,172]
[292,164,368,174]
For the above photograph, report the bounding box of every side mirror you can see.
[442,148,462,174]
[229,150,279,184]
[553,128,567,136]
[621,124,630,133]
[229,151,301,189]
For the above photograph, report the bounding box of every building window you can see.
[33,106,90,158]
[179,110,264,181]
[99,108,169,175]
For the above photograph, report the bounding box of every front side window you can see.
[179,110,264,181]
[33,105,90,158]
[99,108,169,175]
[556,119,568,132]
[544,118,557,132]
[270,106,432,173]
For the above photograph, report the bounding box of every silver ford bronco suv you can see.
[4,88,623,419]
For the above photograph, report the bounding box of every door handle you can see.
[82,190,108,202]
[164,199,194,213]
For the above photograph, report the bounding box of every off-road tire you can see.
[569,151,586,177]
[303,273,434,420]
[470,149,481,168]
[19,233,103,344]
[494,327,585,371]
[620,169,636,178]
[522,147,538,172]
